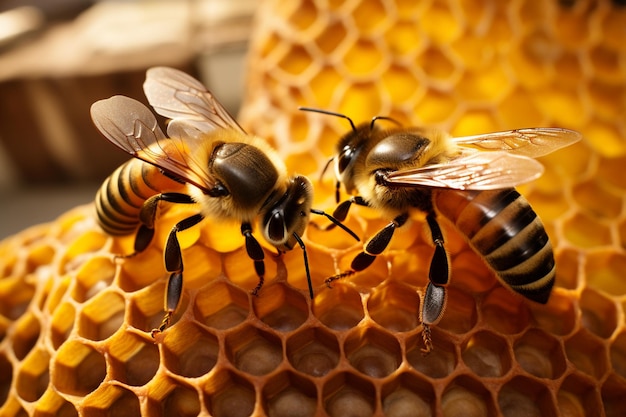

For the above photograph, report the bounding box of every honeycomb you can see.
[2,0,626,416]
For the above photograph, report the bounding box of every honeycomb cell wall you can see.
[2,0,626,416]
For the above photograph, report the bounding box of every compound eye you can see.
[337,145,355,174]
[267,211,286,243]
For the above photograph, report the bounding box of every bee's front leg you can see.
[325,211,409,286]
[241,222,266,296]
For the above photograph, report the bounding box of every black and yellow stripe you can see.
[95,159,186,235]
[434,188,555,304]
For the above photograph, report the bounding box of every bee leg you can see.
[129,193,196,256]
[241,222,266,296]
[151,212,204,337]
[326,212,409,286]
[310,208,360,241]
[420,213,450,354]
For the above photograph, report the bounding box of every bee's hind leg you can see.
[420,213,450,355]
[151,212,204,337]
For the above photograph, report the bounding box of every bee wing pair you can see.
[387,128,582,190]
[90,67,243,193]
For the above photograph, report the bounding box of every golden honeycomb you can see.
[2,0,626,416]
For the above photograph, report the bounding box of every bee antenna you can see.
[319,156,334,181]
[370,116,402,131]
[299,107,357,133]
[291,232,314,299]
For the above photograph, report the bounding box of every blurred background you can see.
[0,0,254,238]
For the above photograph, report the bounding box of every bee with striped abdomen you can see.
[301,107,581,354]
[90,67,357,336]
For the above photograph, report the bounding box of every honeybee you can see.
[90,67,357,336]
[301,107,581,354]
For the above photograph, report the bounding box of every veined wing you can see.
[90,95,215,192]
[143,66,245,138]
[386,152,545,190]
[452,127,582,158]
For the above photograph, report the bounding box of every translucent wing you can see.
[90,95,214,192]
[386,152,545,190]
[452,127,582,158]
[143,66,245,138]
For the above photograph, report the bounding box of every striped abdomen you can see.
[95,159,186,235]
[433,188,554,304]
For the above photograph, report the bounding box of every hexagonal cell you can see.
[528,290,577,336]
[601,374,626,417]
[585,251,626,297]
[456,66,512,102]
[60,231,108,273]
[573,178,622,220]
[15,347,50,402]
[225,324,283,376]
[414,87,459,124]
[452,109,500,137]
[336,83,384,123]
[284,0,318,31]
[72,256,116,302]
[498,375,557,417]
[33,387,78,417]
[52,340,106,396]
[498,87,546,130]
[78,290,125,341]
[312,284,364,330]
[436,286,478,335]
[514,329,567,379]
[107,331,159,386]
[313,18,349,55]
[415,47,460,86]
[146,379,201,417]
[222,246,277,294]
[565,329,609,379]
[406,329,457,379]
[481,287,531,334]
[323,372,376,417]
[344,327,402,378]
[580,288,618,339]
[441,375,497,417]
[11,310,41,360]
[204,369,256,417]
[286,326,340,377]
[557,373,602,417]
[162,322,219,379]
[341,38,386,77]
[610,331,626,380]
[563,211,612,248]
[367,281,419,332]
[420,1,462,43]
[381,372,435,417]
[0,276,35,320]
[194,280,250,330]
[117,247,166,292]
[461,330,511,378]
[127,282,174,333]
[82,385,140,417]
[262,371,318,417]
[351,0,388,35]
[381,64,421,104]
[253,282,309,332]
[0,352,12,406]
